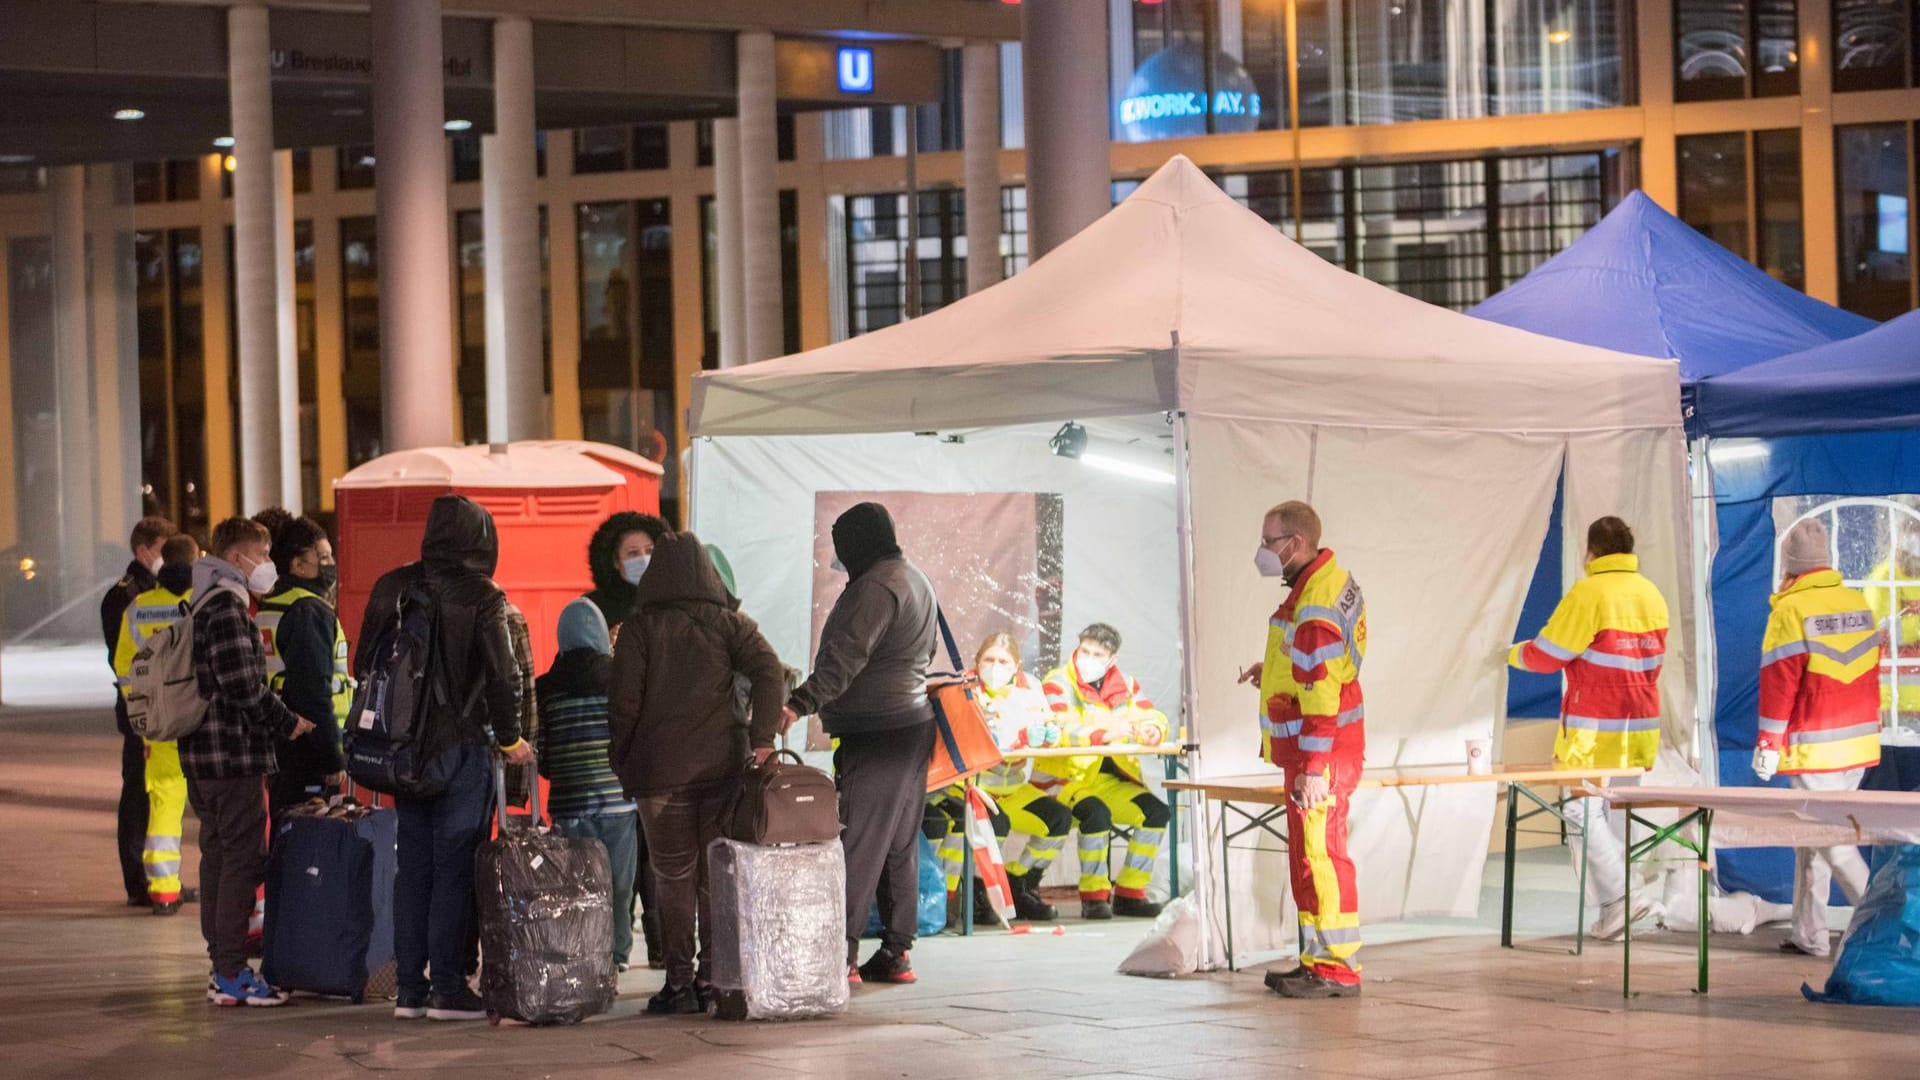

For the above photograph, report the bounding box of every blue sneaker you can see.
[208,967,287,1007]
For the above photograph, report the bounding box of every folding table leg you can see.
[1221,803,1236,972]
[1697,810,1712,995]
[1621,809,1633,1000]
[1501,781,1519,949]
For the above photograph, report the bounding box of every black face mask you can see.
[303,564,339,596]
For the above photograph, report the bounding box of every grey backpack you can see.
[126,596,210,742]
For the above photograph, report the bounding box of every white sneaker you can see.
[1590,897,1658,941]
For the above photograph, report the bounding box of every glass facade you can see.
[577,198,679,520]
[1113,0,1627,143]
[1832,0,1912,91]
[1676,130,1807,288]
[1675,0,1800,100]
[1837,122,1914,319]
[341,215,381,467]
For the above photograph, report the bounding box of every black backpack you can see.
[344,579,465,799]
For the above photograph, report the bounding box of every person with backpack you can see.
[255,516,351,818]
[356,495,531,1022]
[112,534,199,915]
[178,518,315,1007]
[607,532,786,1014]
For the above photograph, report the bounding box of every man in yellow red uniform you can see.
[1755,519,1881,958]
[1241,500,1366,999]
[1035,624,1170,920]
[113,534,199,915]
[1508,516,1667,940]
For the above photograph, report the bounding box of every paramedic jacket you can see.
[1261,548,1367,776]
[1509,552,1668,771]
[1759,568,1882,775]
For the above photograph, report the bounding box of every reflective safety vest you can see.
[1760,569,1882,775]
[1034,664,1169,787]
[113,584,192,696]
[1510,552,1667,771]
[973,671,1051,791]
[1260,548,1366,774]
[1863,558,1920,717]
[254,585,352,729]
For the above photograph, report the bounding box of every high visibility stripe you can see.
[1292,640,1347,672]
[145,857,181,877]
[1530,636,1578,662]
[1805,638,1882,666]
[1301,922,1364,945]
[1295,605,1344,627]
[1298,735,1335,753]
[1077,833,1108,851]
[1562,714,1660,733]
[1336,704,1364,727]
[1124,850,1156,874]
[1761,641,1809,666]
[144,836,181,853]
[1787,721,1882,745]
[1578,650,1663,672]
[1756,716,1790,737]
[1263,717,1303,739]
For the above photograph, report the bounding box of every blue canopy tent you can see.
[1692,310,1920,897]
[1472,190,1874,722]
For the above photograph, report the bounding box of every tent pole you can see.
[1171,408,1219,970]
[1690,436,1719,786]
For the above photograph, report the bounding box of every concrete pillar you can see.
[230,1,283,511]
[49,166,96,594]
[198,154,236,522]
[372,0,455,450]
[737,31,783,362]
[963,42,1003,296]
[274,150,301,509]
[1797,0,1839,304]
[485,15,546,439]
[1636,0,1678,210]
[543,130,584,439]
[87,163,140,555]
[713,117,747,368]
[1022,0,1112,258]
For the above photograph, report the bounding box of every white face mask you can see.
[620,554,650,586]
[1254,546,1288,578]
[245,557,278,596]
[1075,652,1110,686]
[979,661,1016,690]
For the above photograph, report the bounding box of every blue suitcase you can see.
[262,806,398,1003]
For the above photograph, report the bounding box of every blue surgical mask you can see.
[621,554,650,585]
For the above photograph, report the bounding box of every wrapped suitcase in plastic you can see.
[261,800,397,1002]
[475,763,618,1025]
[708,837,849,1021]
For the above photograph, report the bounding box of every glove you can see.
[1751,746,1780,783]
[1025,721,1053,748]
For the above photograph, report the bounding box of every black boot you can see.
[1081,897,1113,920]
[1114,896,1164,918]
[1010,873,1057,921]
[972,878,1000,926]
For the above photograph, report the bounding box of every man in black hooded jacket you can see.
[786,502,938,985]
[356,495,531,1022]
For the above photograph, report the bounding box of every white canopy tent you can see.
[689,156,1693,968]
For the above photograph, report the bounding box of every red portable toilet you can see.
[334,442,662,672]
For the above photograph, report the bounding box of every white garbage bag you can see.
[1117,894,1202,978]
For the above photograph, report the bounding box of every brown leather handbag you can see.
[730,750,840,846]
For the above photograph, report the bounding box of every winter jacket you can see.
[581,511,669,628]
[1759,569,1882,775]
[258,576,349,785]
[537,648,634,817]
[607,531,787,798]
[178,556,300,780]
[790,553,939,734]
[353,496,523,752]
[1261,548,1367,776]
[102,558,157,734]
[1509,552,1667,771]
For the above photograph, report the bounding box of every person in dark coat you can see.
[786,503,939,985]
[102,515,174,906]
[607,531,786,1014]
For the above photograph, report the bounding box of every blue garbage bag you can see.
[1803,844,1920,1007]
[864,833,947,938]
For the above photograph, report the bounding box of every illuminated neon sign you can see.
[837,47,875,94]
[1118,90,1262,127]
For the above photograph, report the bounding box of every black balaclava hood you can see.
[635,530,734,610]
[421,494,499,577]
[832,502,902,580]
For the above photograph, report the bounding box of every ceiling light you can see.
[212,135,235,148]
[1049,422,1088,460]
[1547,29,1573,44]
[444,118,473,132]
[114,108,145,121]
[332,107,365,118]
[1080,452,1175,485]
[0,154,33,165]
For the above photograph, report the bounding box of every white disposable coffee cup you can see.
[1465,738,1492,775]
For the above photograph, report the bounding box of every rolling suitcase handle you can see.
[492,755,546,835]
